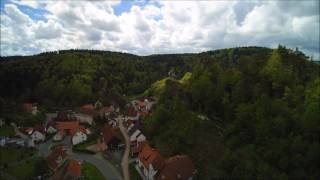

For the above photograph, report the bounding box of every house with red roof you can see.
[74,104,95,125]
[47,147,67,171]
[98,124,121,151]
[137,142,165,180]
[53,159,81,180]
[53,121,89,145]
[22,103,38,115]
[156,155,196,180]
[63,159,81,180]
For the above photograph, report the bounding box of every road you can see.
[70,152,123,180]
[118,117,130,180]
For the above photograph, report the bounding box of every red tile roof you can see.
[156,155,195,180]
[127,107,137,116]
[56,121,79,136]
[138,142,165,170]
[22,103,36,112]
[66,159,81,177]
[100,124,117,144]
[47,147,67,170]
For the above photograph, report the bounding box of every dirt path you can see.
[118,117,130,180]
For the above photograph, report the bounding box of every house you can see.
[45,113,58,123]
[127,106,138,117]
[22,103,38,115]
[107,119,117,128]
[81,104,95,115]
[74,113,93,125]
[94,100,103,110]
[55,110,76,121]
[100,105,115,119]
[99,124,120,151]
[129,129,146,146]
[72,129,87,145]
[55,121,79,136]
[31,130,46,142]
[137,143,165,180]
[156,155,196,180]
[54,121,89,145]
[20,127,34,135]
[47,147,67,171]
[53,131,64,141]
[63,159,81,180]
[47,125,57,134]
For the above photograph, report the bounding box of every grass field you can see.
[5,157,42,179]
[0,125,15,136]
[82,162,105,180]
[0,147,36,166]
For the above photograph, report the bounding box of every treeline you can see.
[0,50,196,108]
[143,46,320,179]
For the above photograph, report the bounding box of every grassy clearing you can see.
[0,147,36,166]
[82,162,105,180]
[0,125,15,136]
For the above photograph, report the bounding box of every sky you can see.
[0,0,319,59]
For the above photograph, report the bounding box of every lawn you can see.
[82,162,105,180]
[0,125,15,136]
[0,147,36,166]
[5,157,47,180]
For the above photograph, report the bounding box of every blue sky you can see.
[0,0,319,60]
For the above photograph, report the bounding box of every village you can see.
[0,98,196,180]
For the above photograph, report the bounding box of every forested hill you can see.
[143,46,320,179]
[0,46,271,107]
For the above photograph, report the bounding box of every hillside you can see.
[142,46,320,179]
[1,46,319,179]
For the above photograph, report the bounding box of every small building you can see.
[137,143,165,180]
[31,130,46,142]
[74,113,93,125]
[72,129,87,145]
[22,103,38,115]
[100,105,115,119]
[156,155,196,180]
[63,159,81,180]
[55,110,76,121]
[99,124,120,151]
[47,125,57,134]
[47,147,67,171]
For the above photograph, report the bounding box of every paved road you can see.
[70,152,123,180]
[118,117,130,180]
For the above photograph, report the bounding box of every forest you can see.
[0,46,319,179]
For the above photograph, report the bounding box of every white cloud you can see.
[0,0,319,60]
